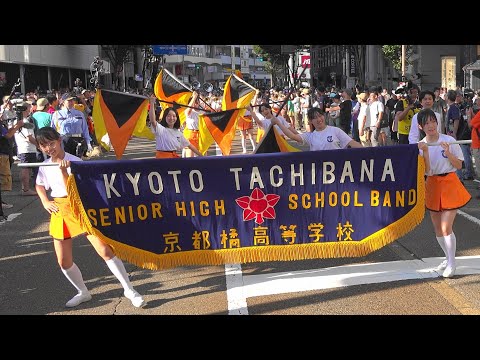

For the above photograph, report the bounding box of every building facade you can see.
[0,45,100,98]
[310,45,480,92]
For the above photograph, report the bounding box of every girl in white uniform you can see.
[149,96,203,159]
[417,108,471,278]
[35,127,146,308]
[270,107,363,150]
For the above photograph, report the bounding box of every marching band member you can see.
[149,96,202,158]
[34,127,146,308]
[270,107,363,150]
[417,108,471,278]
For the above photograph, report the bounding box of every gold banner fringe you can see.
[66,157,425,271]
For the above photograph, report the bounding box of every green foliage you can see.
[381,45,413,72]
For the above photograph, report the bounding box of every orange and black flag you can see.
[199,109,241,155]
[254,125,301,154]
[221,73,256,111]
[93,89,152,160]
[154,68,192,125]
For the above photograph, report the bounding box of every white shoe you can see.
[242,149,247,154]
[442,265,456,278]
[436,260,448,271]
[1,202,13,209]
[124,289,146,308]
[65,292,92,307]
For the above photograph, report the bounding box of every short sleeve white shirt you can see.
[419,133,464,175]
[300,126,353,150]
[36,152,81,198]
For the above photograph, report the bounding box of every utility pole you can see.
[401,45,406,81]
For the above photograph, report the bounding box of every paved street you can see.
[1,129,480,316]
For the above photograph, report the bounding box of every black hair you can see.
[258,102,272,113]
[35,126,61,145]
[418,90,435,102]
[417,108,437,128]
[46,94,57,104]
[159,107,180,129]
[307,107,326,124]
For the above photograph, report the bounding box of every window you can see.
[441,56,456,90]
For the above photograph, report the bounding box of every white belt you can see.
[65,133,83,137]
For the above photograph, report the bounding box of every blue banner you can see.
[68,145,425,269]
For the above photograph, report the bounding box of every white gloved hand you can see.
[87,143,93,151]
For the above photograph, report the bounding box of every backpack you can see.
[457,105,471,140]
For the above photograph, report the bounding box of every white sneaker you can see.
[65,292,92,307]
[442,265,456,278]
[124,289,146,308]
[436,260,448,271]
[1,202,13,209]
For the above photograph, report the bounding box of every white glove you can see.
[87,143,93,151]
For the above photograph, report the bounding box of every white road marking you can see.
[225,263,249,315]
[0,213,21,225]
[225,256,480,314]
[0,250,51,262]
[226,210,480,314]
[7,213,22,221]
[458,210,480,226]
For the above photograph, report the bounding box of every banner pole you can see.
[17,162,60,167]
[426,140,472,146]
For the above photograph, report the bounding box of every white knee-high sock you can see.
[435,235,448,258]
[249,137,255,151]
[241,137,246,152]
[443,233,457,267]
[61,263,89,294]
[105,256,134,292]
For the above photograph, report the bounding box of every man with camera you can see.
[51,93,92,158]
[12,101,38,195]
[394,84,421,144]
[1,103,32,208]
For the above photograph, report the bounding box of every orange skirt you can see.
[183,129,199,149]
[50,197,86,240]
[156,150,180,159]
[237,116,253,131]
[425,172,471,212]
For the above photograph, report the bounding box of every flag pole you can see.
[96,88,148,100]
[274,63,308,116]
[160,68,216,112]
[162,68,193,92]
[232,73,257,91]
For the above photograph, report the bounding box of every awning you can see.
[463,60,480,71]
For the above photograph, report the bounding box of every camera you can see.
[405,95,421,109]
[72,78,84,96]
[10,98,28,112]
[9,99,35,130]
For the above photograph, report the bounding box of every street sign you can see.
[152,45,188,55]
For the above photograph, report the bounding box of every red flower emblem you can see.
[235,188,280,224]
